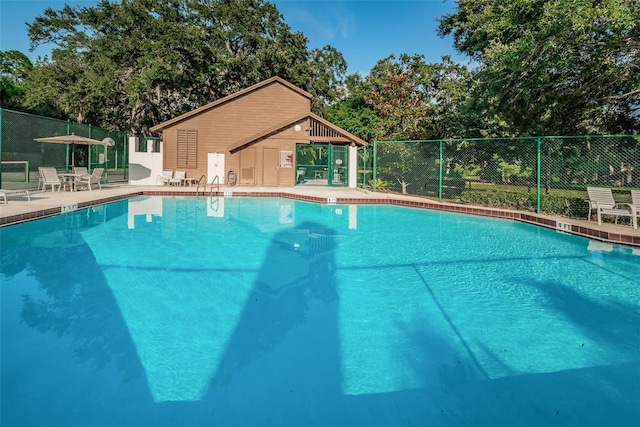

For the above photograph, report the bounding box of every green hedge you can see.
[460,190,589,217]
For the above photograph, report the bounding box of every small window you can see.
[177,130,197,168]
[136,138,161,152]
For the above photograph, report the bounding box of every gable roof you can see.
[149,76,312,132]
[228,112,368,153]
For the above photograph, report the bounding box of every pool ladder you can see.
[195,174,206,196]
[194,174,218,197]
[209,175,220,197]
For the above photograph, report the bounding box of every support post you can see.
[0,109,3,188]
[536,137,541,213]
[438,140,444,201]
[372,141,377,192]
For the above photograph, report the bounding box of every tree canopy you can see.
[1,51,33,110]
[3,0,637,138]
[438,0,640,135]
[23,0,346,133]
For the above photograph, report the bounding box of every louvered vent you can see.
[177,130,197,168]
[309,119,341,138]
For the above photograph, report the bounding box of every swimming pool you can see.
[1,196,638,426]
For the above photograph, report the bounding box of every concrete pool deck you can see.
[1,183,639,247]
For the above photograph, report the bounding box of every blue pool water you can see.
[1,196,639,426]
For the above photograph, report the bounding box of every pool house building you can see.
[143,77,368,188]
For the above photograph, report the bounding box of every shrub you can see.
[461,190,537,212]
[460,190,589,217]
[539,194,589,217]
[369,178,391,191]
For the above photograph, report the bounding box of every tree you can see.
[0,51,32,110]
[0,50,69,117]
[325,95,378,142]
[438,0,640,135]
[359,53,483,140]
[364,68,435,193]
[24,0,347,133]
[304,45,347,114]
[366,73,434,141]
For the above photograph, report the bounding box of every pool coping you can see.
[1,186,639,247]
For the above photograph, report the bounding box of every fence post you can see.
[88,124,92,169]
[360,147,363,188]
[0,109,3,188]
[536,137,541,213]
[372,141,377,192]
[66,119,71,171]
[123,133,128,180]
[438,140,443,202]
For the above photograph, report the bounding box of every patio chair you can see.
[40,167,62,193]
[37,167,45,192]
[296,168,306,184]
[157,170,173,186]
[0,189,31,204]
[75,167,104,191]
[631,190,640,226]
[169,170,186,186]
[73,166,89,177]
[586,187,636,229]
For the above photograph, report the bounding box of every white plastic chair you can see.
[586,187,636,229]
[75,168,104,191]
[157,170,173,186]
[73,167,89,177]
[40,167,62,193]
[169,170,186,186]
[0,189,31,204]
[37,167,45,192]
[631,190,640,227]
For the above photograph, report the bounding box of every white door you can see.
[207,153,225,185]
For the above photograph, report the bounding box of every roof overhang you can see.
[228,113,368,153]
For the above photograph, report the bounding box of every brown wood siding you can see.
[161,81,311,182]
[240,148,256,185]
[246,136,300,186]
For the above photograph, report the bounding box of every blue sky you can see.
[0,0,468,76]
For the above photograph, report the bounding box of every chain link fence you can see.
[0,109,129,190]
[358,135,640,220]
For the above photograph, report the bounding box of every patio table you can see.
[58,173,84,192]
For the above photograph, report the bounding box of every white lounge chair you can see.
[169,170,186,186]
[157,170,173,186]
[40,167,62,193]
[75,167,104,191]
[586,187,637,229]
[0,189,31,204]
[631,190,640,227]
